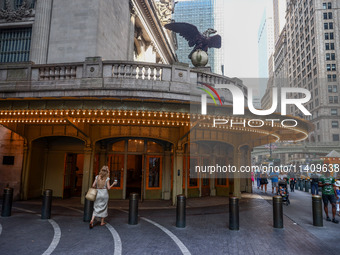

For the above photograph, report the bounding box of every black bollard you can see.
[41,189,53,219]
[229,197,239,230]
[305,180,309,192]
[312,195,323,227]
[273,196,283,228]
[83,195,94,222]
[176,194,186,228]
[128,193,139,225]
[1,188,13,217]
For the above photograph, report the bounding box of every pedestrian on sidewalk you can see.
[335,181,340,216]
[89,165,118,229]
[289,177,296,192]
[256,170,261,189]
[310,173,319,195]
[260,171,268,193]
[319,171,339,223]
[270,170,279,194]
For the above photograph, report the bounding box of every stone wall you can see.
[47,0,130,63]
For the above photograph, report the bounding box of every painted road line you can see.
[60,206,83,214]
[105,223,123,255]
[42,219,61,255]
[13,207,61,255]
[62,205,122,255]
[119,210,191,255]
[12,207,37,214]
[141,217,191,255]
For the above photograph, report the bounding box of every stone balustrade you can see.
[0,58,246,104]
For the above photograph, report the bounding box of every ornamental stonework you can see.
[0,0,34,22]
[155,0,176,25]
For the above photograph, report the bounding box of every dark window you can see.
[329,22,333,29]
[3,156,14,165]
[331,109,338,115]
[323,3,327,9]
[324,23,329,29]
[330,33,334,39]
[0,27,32,63]
[331,121,339,128]
[328,12,333,19]
[333,134,339,141]
[323,13,328,19]
[325,33,329,40]
[328,2,332,9]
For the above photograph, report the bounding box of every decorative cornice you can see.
[0,0,34,22]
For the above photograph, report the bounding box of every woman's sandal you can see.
[100,222,106,226]
[89,221,94,229]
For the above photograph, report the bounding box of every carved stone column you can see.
[30,0,53,64]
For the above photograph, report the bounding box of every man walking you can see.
[319,171,339,223]
[310,173,319,195]
[270,170,279,194]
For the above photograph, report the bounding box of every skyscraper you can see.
[285,0,340,143]
[173,0,223,74]
[258,0,274,101]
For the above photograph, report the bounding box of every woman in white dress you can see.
[89,166,117,228]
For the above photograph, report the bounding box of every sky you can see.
[175,0,272,96]
[220,0,270,78]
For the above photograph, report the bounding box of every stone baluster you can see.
[155,67,161,80]
[137,66,143,79]
[113,64,119,77]
[54,67,60,80]
[71,66,76,78]
[132,65,137,78]
[65,66,71,79]
[125,65,131,77]
[60,67,65,80]
[149,66,155,80]
[144,66,149,80]
[119,64,126,78]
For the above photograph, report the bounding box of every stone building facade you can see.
[285,0,340,143]
[0,0,310,203]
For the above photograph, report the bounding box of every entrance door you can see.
[64,153,77,198]
[126,155,143,198]
[64,153,83,198]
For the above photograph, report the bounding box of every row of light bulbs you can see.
[0,110,191,119]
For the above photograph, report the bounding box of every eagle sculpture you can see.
[164,22,221,59]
